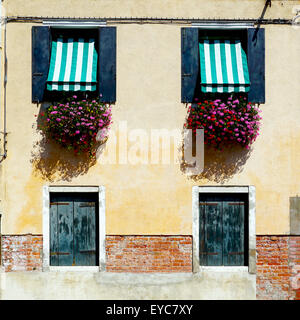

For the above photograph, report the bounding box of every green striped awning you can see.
[199,40,250,93]
[47,37,98,92]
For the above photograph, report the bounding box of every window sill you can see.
[48,266,100,272]
[199,266,249,273]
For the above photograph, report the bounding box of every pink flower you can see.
[75,130,80,134]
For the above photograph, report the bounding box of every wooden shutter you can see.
[199,201,223,266]
[50,196,74,266]
[247,28,265,104]
[99,27,116,103]
[222,201,245,266]
[74,196,97,266]
[50,194,98,266]
[32,26,51,103]
[199,195,246,266]
[181,28,199,103]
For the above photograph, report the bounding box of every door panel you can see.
[199,201,223,266]
[74,198,97,266]
[223,201,245,266]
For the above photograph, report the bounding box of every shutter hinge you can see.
[50,202,70,206]
[50,252,70,256]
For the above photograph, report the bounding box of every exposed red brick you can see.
[106,235,192,273]
[256,236,300,300]
[1,234,43,272]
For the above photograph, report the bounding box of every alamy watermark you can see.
[95,121,204,175]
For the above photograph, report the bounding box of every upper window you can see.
[181,27,265,104]
[47,29,98,94]
[32,26,116,103]
[199,33,250,94]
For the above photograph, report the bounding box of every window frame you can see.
[32,25,117,104]
[181,27,265,104]
[192,186,256,274]
[42,186,106,272]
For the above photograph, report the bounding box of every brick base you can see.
[1,233,299,300]
[106,236,192,273]
[256,236,300,300]
[1,234,43,272]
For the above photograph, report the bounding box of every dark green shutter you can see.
[99,27,116,103]
[50,196,74,266]
[32,26,51,103]
[199,196,246,266]
[199,201,223,266]
[50,202,59,266]
[247,28,265,104]
[74,197,97,266]
[50,194,98,266]
[181,28,199,103]
[222,201,245,266]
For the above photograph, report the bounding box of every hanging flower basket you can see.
[185,96,262,149]
[38,95,112,157]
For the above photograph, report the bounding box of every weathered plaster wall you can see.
[1,20,300,236]
[3,0,299,19]
[0,0,299,301]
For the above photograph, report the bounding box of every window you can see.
[50,193,99,266]
[199,193,248,266]
[181,27,265,104]
[46,28,99,98]
[42,186,106,271]
[192,186,256,272]
[32,26,116,103]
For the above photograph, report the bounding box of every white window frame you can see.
[42,186,106,272]
[192,186,256,274]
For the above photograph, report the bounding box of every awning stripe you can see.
[199,40,250,93]
[47,37,98,92]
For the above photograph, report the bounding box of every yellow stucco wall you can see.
[0,0,300,235]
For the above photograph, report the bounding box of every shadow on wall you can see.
[180,129,252,184]
[30,103,99,182]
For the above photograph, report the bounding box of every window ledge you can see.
[48,266,100,272]
[199,266,249,273]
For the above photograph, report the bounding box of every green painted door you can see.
[50,193,98,266]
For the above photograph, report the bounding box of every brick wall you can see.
[256,236,300,300]
[106,236,193,273]
[289,237,300,300]
[1,233,299,300]
[1,234,43,272]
